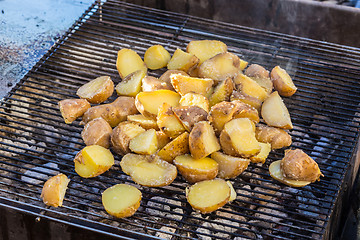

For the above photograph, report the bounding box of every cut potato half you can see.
[250,142,271,164]
[76,76,114,104]
[41,173,70,207]
[115,69,146,97]
[189,121,220,159]
[233,74,268,102]
[211,151,250,179]
[157,102,186,139]
[170,74,214,96]
[157,132,190,163]
[116,48,147,79]
[271,66,297,97]
[167,48,199,73]
[269,160,311,187]
[144,45,171,70]
[129,129,158,155]
[209,77,234,107]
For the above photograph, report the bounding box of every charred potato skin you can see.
[58,98,91,124]
[255,125,292,150]
[81,117,113,148]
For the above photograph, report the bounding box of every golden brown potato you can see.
[159,69,188,90]
[233,74,268,102]
[255,125,292,150]
[232,100,260,124]
[111,121,145,155]
[249,142,271,164]
[198,52,241,81]
[116,48,147,79]
[157,132,189,163]
[189,121,220,159]
[261,91,293,129]
[41,173,70,207]
[179,92,210,113]
[76,76,114,104]
[186,178,230,214]
[230,91,262,111]
[220,118,260,158]
[82,96,138,127]
[157,102,186,139]
[209,77,234,107]
[115,69,146,97]
[186,40,227,64]
[170,74,214,96]
[58,98,90,124]
[81,117,112,148]
[102,184,141,218]
[141,76,171,92]
[271,66,297,97]
[245,64,269,79]
[208,101,238,135]
[173,105,208,131]
[156,131,171,150]
[174,154,218,183]
[135,90,180,119]
[167,48,199,73]
[74,145,114,178]
[129,129,158,155]
[127,114,159,130]
[120,153,177,187]
[211,151,250,179]
[144,45,171,70]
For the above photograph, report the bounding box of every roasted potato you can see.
[157,132,190,163]
[41,173,70,207]
[271,66,297,97]
[174,154,218,183]
[102,184,141,218]
[186,40,227,64]
[167,48,199,73]
[186,178,230,214]
[74,145,114,178]
[159,69,188,90]
[111,121,145,155]
[157,102,186,138]
[249,142,271,164]
[120,153,177,187]
[251,76,273,95]
[141,76,171,92]
[127,114,159,130]
[232,100,260,124]
[189,121,220,159]
[82,96,138,127]
[144,45,171,70]
[233,74,268,102]
[156,131,171,150]
[255,125,292,150]
[261,91,293,129]
[208,101,238,135]
[211,151,250,179]
[179,92,210,113]
[58,98,90,124]
[170,74,214,96]
[173,105,208,131]
[230,91,262,111]
[116,48,147,79]
[269,160,311,188]
[81,117,112,148]
[76,76,114,104]
[245,64,269,79]
[115,69,146,97]
[209,77,234,107]
[129,129,158,155]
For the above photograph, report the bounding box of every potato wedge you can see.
[209,77,234,107]
[76,76,114,104]
[245,64,269,79]
[251,76,273,95]
[208,101,238,135]
[141,76,171,92]
[127,114,159,130]
[159,69,188,90]
[233,74,268,102]
[74,145,114,178]
[81,117,112,148]
[230,91,262,111]
[157,102,186,139]
[170,74,214,96]
[116,48,147,79]
[115,69,146,97]
[220,118,260,158]
[261,91,293,129]
[129,129,158,155]
[82,96,138,127]
[255,125,292,150]
[186,178,230,213]
[167,48,199,73]
[144,45,171,70]
[58,98,90,124]
[41,173,70,207]
[157,132,189,163]
[249,142,271,164]
[173,105,208,131]
[189,121,220,159]
[156,131,171,150]
[111,121,145,155]
[271,66,297,97]
[232,100,260,124]
[102,184,141,218]
[174,154,218,183]
[211,151,250,179]
[135,90,180,119]
[186,40,227,64]
[179,92,210,113]
[120,153,177,187]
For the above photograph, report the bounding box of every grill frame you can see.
[1,1,360,239]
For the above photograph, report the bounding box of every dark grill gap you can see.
[1,1,360,239]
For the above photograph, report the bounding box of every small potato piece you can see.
[269,160,311,187]
[41,173,70,207]
[111,121,145,155]
[141,76,171,92]
[220,118,260,158]
[167,48,199,73]
[127,114,159,130]
[174,154,218,183]
[271,66,297,97]
[157,102,186,139]
[156,131,171,150]
[211,151,250,179]
[189,121,220,159]
[82,118,112,148]
[208,101,238,135]
[115,69,146,97]
[157,132,189,163]
[102,184,141,218]
[209,77,234,107]
[232,100,260,124]
[250,142,271,164]
[234,74,268,102]
[159,69,188,90]
[251,77,273,95]
[179,93,210,113]
[245,64,269,79]
[120,154,177,187]
[144,45,171,70]
[129,129,158,155]
[186,178,230,214]
[255,125,292,150]
[173,105,208,131]
[230,91,262,111]
[58,99,90,124]
[135,90,180,119]
[82,96,138,127]
[186,40,227,64]
[76,76,114,104]
[261,91,293,129]
[74,145,114,178]
[198,52,241,81]
[116,48,147,79]
[170,74,214,96]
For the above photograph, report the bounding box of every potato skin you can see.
[41,173,70,207]
[271,66,297,97]
[245,64,269,79]
[111,121,145,155]
[208,101,238,135]
[159,69,188,91]
[211,151,250,179]
[255,125,292,150]
[76,76,114,104]
[81,117,113,148]
[58,98,91,124]
[157,132,189,163]
[173,105,208,131]
[189,121,220,159]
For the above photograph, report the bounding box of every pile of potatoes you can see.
[41,40,322,217]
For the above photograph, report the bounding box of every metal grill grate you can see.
[1,0,360,239]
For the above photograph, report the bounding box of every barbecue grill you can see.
[1,1,360,239]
